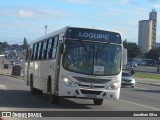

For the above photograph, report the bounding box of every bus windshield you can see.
[62,39,121,76]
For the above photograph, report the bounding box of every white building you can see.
[138,9,157,53]
[138,20,153,53]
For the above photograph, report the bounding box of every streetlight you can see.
[45,25,47,35]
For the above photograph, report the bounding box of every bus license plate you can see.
[85,94,96,98]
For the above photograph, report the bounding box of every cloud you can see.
[153,4,160,8]
[0,8,17,18]
[120,0,129,5]
[148,0,159,3]
[35,9,72,19]
[17,8,73,20]
[98,7,124,17]
[0,6,72,20]
[19,9,34,18]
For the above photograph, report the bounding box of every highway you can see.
[0,56,160,119]
[0,75,160,120]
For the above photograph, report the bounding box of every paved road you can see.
[0,75,160,120]
[121,84,160,110]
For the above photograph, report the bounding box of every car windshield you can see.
[62,39,121,76]
[122,72,131,77]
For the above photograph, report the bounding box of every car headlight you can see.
[64,77,75,87]
[107,81,119,90]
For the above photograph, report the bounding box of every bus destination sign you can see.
[66,28,121,43]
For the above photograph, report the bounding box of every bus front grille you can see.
[73,76,111,84]
[78,84,104,88]
[80,89,102,95]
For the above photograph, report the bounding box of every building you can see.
[149,9,157,48]
[138,9,157,53]
[138,20,153,53]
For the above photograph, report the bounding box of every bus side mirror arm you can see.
[60,43,66,54]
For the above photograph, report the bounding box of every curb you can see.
[0,73,23,80]
[134,70,160,74]
[137,82,160,87]
[10,75,24,80]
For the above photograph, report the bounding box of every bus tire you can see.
[47,77,51,93]
[30,75,36,95]
[93,99,103,105]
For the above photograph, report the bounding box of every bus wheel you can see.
[30,75,36,95]
[47,78,51,94]
[93,99,103,105]
[51,95,59,104]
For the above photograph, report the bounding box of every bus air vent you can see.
[73,76,111,84]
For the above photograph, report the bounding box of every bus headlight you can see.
[64,77,75,87]
[107,81,119,90]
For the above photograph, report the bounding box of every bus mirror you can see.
[60,43,66,54]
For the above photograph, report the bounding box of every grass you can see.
[134,72,160,80]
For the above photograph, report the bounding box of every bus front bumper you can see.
[58,83,120,100]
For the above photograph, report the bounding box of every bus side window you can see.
[47,38,52,59]
[49,38,54,59]
[37,42,41,60]
[39,41,43,60]
[42,40,48,60]
[35,43,39,60]
[33,44,38,60]
[45,39,49,59]
[52,36,58,59]
[31,44,35,61]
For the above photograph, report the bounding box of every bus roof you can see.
[29,26,68,45]
[29,26,121,45]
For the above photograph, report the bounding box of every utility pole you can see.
[45,25,47,35]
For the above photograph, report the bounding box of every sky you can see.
[1,0,160,44]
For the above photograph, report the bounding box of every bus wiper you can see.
[95,42,110,62]
[96,42,110,54]
[78,39,89,53]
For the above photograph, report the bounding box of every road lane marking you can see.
[119,99,160,111]
[137,82,160,88]
[134,87,146,90]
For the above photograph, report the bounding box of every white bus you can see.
[25,26,122,105]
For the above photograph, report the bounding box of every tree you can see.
[123,40,140,58]
[0,47,2,54]
[1,42,9,49]
[0,42,9,54]
[0,42,2,54]
[22,37,28,49]
[145,48,160,61]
